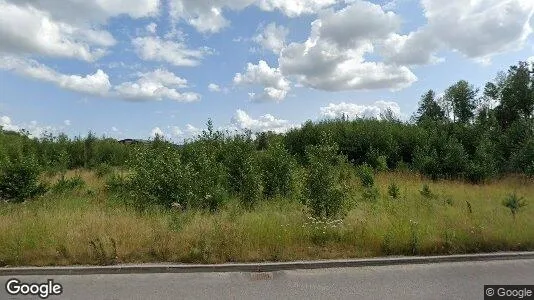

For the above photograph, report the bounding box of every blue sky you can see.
[1,0,533,142]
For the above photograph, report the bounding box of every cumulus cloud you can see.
[231,109,297,133]
[208,83,222,92]
[253,22,289,53]
[168,0,338,34]
[0,115,60,137]
[0,56,111,96]
[234,60,291,102]
[279,0,417,91]
[382,0,534,65]
[1,57,200,102]
[114,69,200,102]
[0,0,159,61]
[320,101,402,120]
[150,127,165,138]
[132,36,209,67]
[256,0,338,17]
[64,120,72,126]
[0,1,114,61]
[168,124,201,139]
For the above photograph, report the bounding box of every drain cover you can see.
[250,272,274,281]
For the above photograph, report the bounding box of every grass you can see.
[0,169,532,266]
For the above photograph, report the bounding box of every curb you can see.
[1,252,533,276]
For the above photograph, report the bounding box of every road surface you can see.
[1,259,533,299]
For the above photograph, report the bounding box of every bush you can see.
[105,172,129,194]
[502,193,527,219]
[305,142,348,218]
[258,141,299,199]
[387,183,400,199]
[128,142,191,209]
[420,184,434,199]
[51,175,85,193]
[220,136,263,207]
[95,163,113,178]
[0,158,46,202]
[357,164,375,188]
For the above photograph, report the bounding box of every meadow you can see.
[0,169,531,267]
[1,60,533,266]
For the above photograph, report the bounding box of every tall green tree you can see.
[491,61,534,129]
[414,90,446,125]
[444,80,478,125]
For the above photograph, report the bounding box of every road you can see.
[1,259,533,299]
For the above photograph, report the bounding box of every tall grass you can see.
[0,170,532,266]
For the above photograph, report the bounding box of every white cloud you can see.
[4,0,160,24]
[256,0,338,17]
[168,0,338,34]
[320,101,402,120]
[146,22,158,34]
[0,1,114,61]
[168,124,201,139]
[0,116,19,132]
[231,109,297,133]
[0,56,111,96]
[1,56,200,102]
[114,69,200,102]
[234,60,291,102]
[132,36,209,67]
[111,126,119,132]
[64,120,72,126]
[0,115,59,137]
[208,83,222,92]
[151,127,165,138]
[0,0,160,61]
[383,0,534,65]
[279,1,417,91]
[253,22,289,53]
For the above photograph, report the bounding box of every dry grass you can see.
[0,170,532,266]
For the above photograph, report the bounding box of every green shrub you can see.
[387,182,400,199]
[502,193,527,219]
[0,158,46,202]
[362,186,380,202]
[128,142,191,209]
[357,164,375,188]
[95,163,113,178]
[420,184,434,199]
[51,175,85,193]
[305,143,348,218]
[220,136,262,207]
[258,141,299,199]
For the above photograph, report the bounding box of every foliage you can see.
[502,193,527,218]
[304,140,349,218]
[51,175,86,194]
[0,158,47,202]
[388,183,400,199]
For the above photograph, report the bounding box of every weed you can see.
[387,183,400,199]
[420,184,434,199]
[503,193,527,219]
[51,175,85,193]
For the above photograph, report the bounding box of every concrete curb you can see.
[1,252,533,276]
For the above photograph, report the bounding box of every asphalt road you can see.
[1,259,533,300]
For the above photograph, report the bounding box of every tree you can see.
[414,90,446,125]
[492,61,534,129]
[444,80,478,125]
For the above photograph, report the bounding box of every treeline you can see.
[285,60,534,181]
[0,60,532,215]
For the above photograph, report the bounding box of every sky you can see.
[0,0,533,142]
